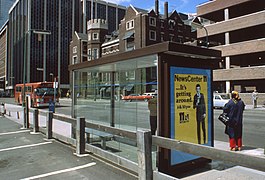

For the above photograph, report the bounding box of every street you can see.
[1,97,264,149]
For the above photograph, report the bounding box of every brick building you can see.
[197,0,265,93]
[102,1,196,56]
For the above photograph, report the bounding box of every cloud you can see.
[169,0,190,11]
[104,0,131,4]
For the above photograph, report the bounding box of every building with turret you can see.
[102,1,196,57]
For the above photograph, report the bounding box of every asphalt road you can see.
[1,97,264,149]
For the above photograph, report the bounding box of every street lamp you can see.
[191,19,209,48]
[23,29,51,107]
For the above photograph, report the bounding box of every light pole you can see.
[33,30,51,82]
[191,20,209,48]
[23,29,51,107]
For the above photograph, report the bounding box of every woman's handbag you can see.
[218,113,229,125]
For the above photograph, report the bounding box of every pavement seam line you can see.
[0,130,31,136]
[20,162,97,180]
[0,142,52,152]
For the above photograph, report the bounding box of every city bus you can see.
[15,82,59,107]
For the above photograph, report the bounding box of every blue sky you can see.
[105,0,208,14]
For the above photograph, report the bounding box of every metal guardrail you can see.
[3,103,265,180]
[153,136,265,172]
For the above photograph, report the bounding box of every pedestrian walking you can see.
[252,90,258,108]
[223,91,245,151]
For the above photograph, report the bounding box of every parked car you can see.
[121,94,153,102]
[213,94,230,109]
[142,92,157,98]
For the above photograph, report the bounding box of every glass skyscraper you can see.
[7,0,125,94]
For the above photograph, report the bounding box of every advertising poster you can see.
[170,67,212,165]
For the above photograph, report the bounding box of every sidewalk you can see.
[245,104,265,110]
[0,116,137,180]
[182,141,265,180]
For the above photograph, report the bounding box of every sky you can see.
[105,0,209,14]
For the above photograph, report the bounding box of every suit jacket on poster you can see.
[193,93,206,122]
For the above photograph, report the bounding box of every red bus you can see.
[15,82,59,107]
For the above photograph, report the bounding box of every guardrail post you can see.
[46,111,53,139]
[33,108,39,133]
[23,96,29,128]
[23,107,27,129]
[137,129,153,180]
[76,117,86,155]
[72,122,76,139]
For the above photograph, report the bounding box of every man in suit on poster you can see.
[193,84,206,144]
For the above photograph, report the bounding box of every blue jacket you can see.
[235,99,245,125]
[223,99,238,126]
[223,99,238,138]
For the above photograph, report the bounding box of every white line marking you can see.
[73,153,91,157]
[21,162,96,180]
[0,142,52,153]
[0,130,30,136]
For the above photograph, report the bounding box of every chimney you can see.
[164,1,168,19]
[155,0,159,15]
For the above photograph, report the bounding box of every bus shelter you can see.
[69,42,221,175]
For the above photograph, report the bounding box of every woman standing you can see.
[234,94,245,151]
[223,91,240,151]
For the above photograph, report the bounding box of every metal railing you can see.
[3,103,265,180]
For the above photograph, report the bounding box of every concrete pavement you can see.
[0,116,137,180]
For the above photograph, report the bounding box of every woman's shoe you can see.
[230,147,236,151]
[238,147,242,151]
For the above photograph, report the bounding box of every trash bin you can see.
[0,103,5,116]
[49,100,55,113]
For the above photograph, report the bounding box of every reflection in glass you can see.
[73,55,158,165]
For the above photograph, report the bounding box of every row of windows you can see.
[149,30,184,42]
[126,20,134,30]
[15,86,32,92]
[88,48,99,60]
[126,17,185,33]
[149,17,185,30]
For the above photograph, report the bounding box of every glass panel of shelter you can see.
[74,55,158,164]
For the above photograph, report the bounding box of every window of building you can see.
[93,48,99,59]
[161,20,164,28]
[88,33,91,41]
[169,34,174,42]
[149,17,156,26]
[161,33,164,42]
[72,56,78,64]
[93,33,99,40]
[126,71,135,80]
[125,37,135,52]
[169,20,175,29]
[126,20,134,30]
[149,30,156,41]
[73,46,77,54]
[88,49,92,60]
